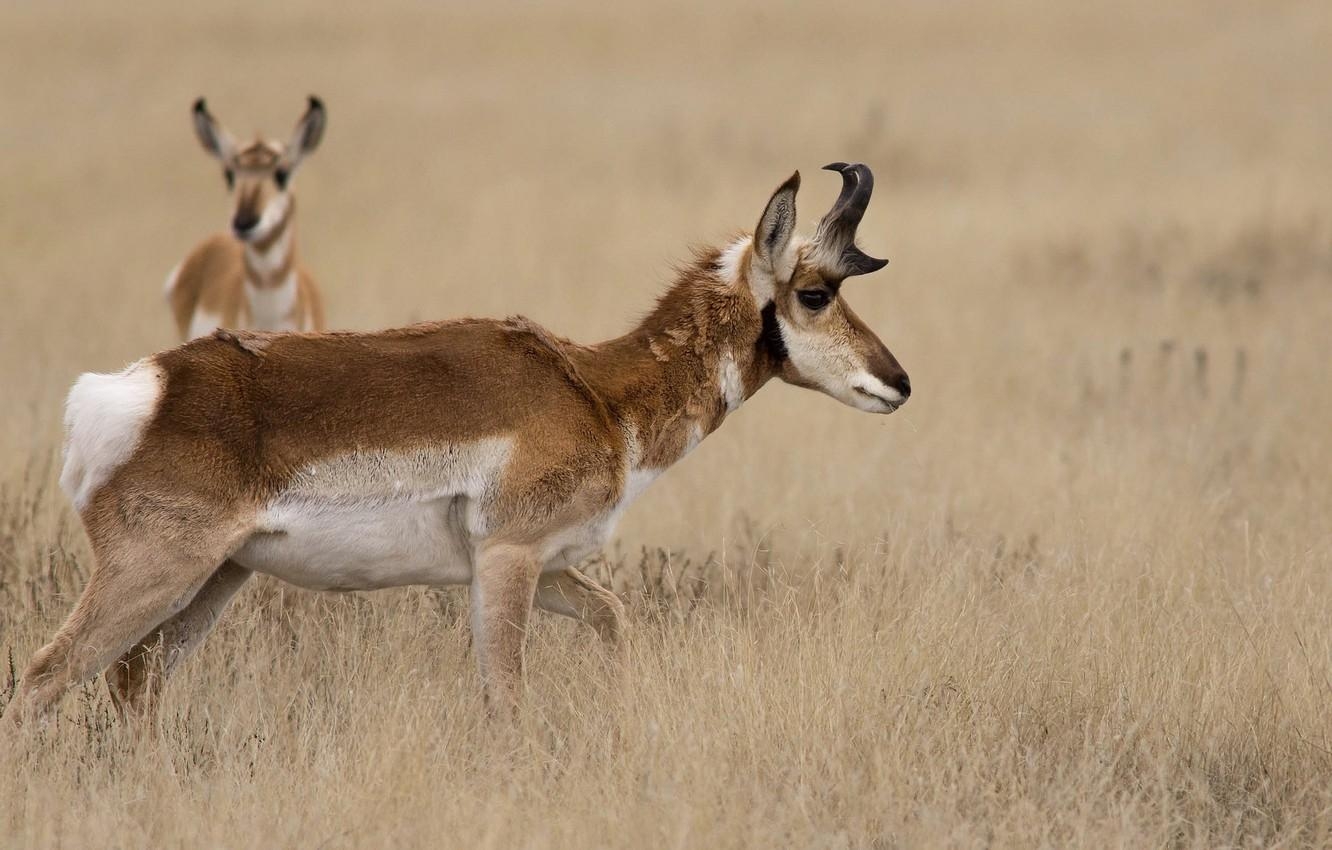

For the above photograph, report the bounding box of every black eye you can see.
[274,168,289,189]
[223,168,235,189]
[797,289,832,311]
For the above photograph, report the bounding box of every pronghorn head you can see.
[747,163,910,413]
[191,96,326,244]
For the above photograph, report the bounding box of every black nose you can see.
[232,213,259,236]
[892,373,911,399]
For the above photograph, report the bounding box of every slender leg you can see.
[470,543,543,715]
[5,531,238,727]
[106,560,253,720]
[535,567,628,666]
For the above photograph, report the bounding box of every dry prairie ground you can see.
[2,1,1332,847]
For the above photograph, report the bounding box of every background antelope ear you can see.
[753,171,801,270]
[191,98,236,161]
[284,96,327,168]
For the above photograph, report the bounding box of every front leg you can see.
[534,567,628,667]
[470,542,543,715]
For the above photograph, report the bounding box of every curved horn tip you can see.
[193,97,208,113]
[307,95,325,111]
[844,250,889,277]
[822,162,851,173]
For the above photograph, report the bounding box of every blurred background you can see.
[4,0,1329,559]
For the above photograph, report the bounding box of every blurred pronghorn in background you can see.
[164,96,327,340]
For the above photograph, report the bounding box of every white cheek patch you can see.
[778,313,894,411]
[777,313,839,378]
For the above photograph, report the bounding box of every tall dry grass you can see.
[2,1,1331,847]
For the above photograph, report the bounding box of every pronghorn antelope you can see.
[164,96,327,340]
[6,163,910,724]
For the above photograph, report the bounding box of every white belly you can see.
[233,495,474,591]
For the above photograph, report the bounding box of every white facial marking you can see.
[59,359,164,512]
[245,192,291,244]
[848,371,904,412]
[244,270,299,331]
[778,314,900,413]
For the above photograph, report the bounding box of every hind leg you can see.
[5,530,240,727]
[106,560,252,720]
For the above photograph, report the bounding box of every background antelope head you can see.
[750,163,911,413]
[192,96,326,245]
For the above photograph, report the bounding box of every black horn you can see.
[813,162,888,278]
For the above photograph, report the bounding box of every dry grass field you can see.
[3,1,1331,847]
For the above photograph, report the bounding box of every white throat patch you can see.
[244,271,299,330]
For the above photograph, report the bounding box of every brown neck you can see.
[571,243,781,470]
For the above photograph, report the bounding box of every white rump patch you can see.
[59,359,164,512]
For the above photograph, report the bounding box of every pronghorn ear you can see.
[285,96,327,167]
[192,98,236,161]
[753,171,800,271]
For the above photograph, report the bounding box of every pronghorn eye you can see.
[274,168,289,189]
[224,168,235,189]
[797,289,832,311]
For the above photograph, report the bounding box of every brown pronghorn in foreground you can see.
[5,164,909,724]
[164,96,327,340]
